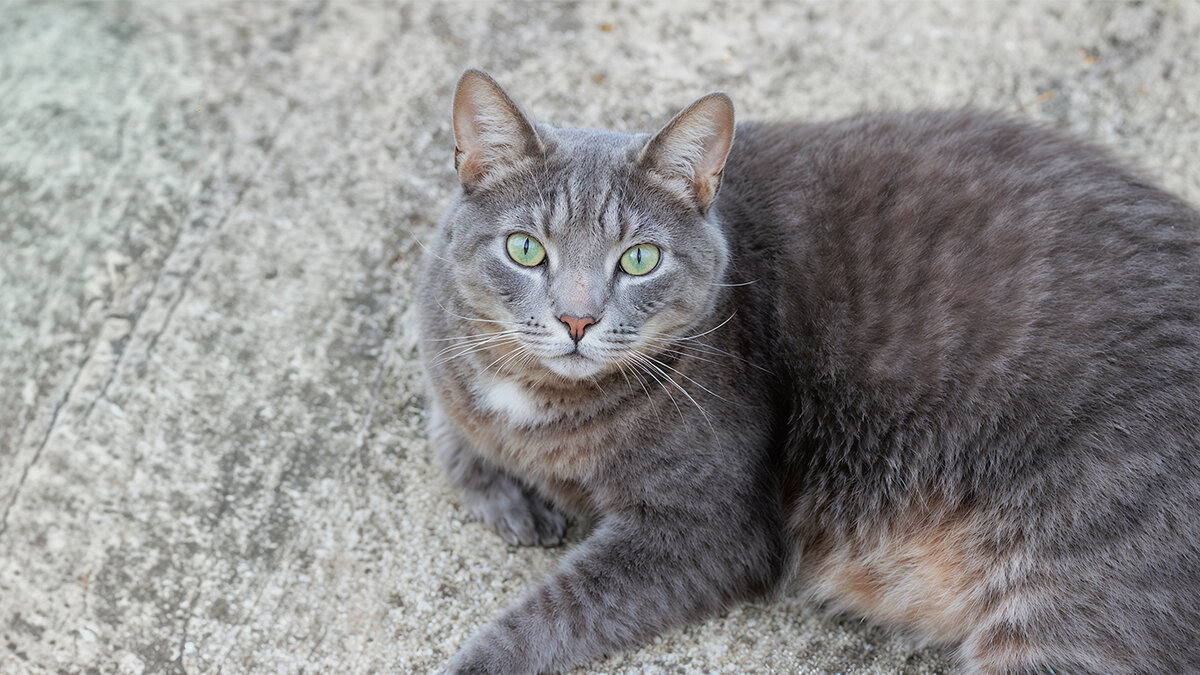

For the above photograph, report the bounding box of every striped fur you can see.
[421,70,1200,674]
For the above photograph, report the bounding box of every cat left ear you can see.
[638,92,735,211]
[452,69,544,190]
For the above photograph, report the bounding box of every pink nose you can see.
[559,315,597,342]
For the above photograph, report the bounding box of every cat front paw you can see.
[443,628,527,675]
[460,476,567,547]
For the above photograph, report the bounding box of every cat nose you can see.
[559,314,597,343]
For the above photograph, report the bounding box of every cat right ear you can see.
[638,92,735,212]
[452,69,543,190]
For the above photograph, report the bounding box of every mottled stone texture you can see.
[0,1,1196,672]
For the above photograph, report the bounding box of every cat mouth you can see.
[544,351,606,379]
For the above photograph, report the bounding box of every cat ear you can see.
[638,92,735,211]
[452,69,543,190]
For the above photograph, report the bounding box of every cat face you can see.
[436,70,735,381]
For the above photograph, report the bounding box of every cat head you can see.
[434,69,733,381]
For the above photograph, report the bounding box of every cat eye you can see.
[506,233,547,267]
[619,244,660,276]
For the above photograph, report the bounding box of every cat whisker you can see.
[402,226,456,265]
[630,350,720,439]
[628,352,685,425]
[616,355,664,423]
[630,350,712,426]
[608,339,725,369]
[507,345,539,377]
[481,341,530,381]
[517,348,545,379]
[613,358,636,398]
[528,368,554,390]
[646,312,737,343]
[432,294,510,325]
[430,331,523,359]
[426,328,523,343]
[636,335,728,362]
[664,341,743,364]
[712,279,759,287]
[656,347,722,368]
[585,372,606,394]
[432,335,520,368]
[495,341,546,381]
[638,332,773,374]
[431,331,515,358]
[639,351,728,406]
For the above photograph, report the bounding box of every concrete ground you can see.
[2,1,1197,672]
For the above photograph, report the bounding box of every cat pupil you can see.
[523,238,530,255]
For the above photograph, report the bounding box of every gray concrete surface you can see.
[1,1,1197,672]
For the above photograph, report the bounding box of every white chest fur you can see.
[474,377,553,427]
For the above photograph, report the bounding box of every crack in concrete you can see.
[146,108,296,367]
[1,94,294,547]
[1,25,196,542]
[77,225,181,428]
[172,588,202,671]
[84,99,293,427]
[0,349,91,539]
[159,3,333,666]
[92,96,298,674]
[2,91,146,541]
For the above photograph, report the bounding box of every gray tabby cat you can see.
[418,69,1200,674]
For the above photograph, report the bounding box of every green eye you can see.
[506,233,546,267]
[620,244,660,276]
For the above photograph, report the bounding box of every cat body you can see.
[419,70,1200,674]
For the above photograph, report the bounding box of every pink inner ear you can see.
[693,116,733,203]
[696,101,735,176]
[455,147,485,186]
[640,92,735,208]
[453,84,490,151]
[451,72,541,187]
[694,166,721,206]
[452,80,490,184]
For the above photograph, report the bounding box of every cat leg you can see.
[429,400,567,547]
[957,597,1127,675]
[444,514,777,674]
[957,619,1052,675]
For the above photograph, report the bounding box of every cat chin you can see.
[542,353,609,380]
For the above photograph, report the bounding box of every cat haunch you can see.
[419,68,1200,674]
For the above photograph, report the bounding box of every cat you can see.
[417,68,1200,674]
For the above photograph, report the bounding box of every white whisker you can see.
[642,353,729,403]
[403,227,456,265]
[432,295,508,324]
[619,355,663,423]
[426,328,522,343]
[482,342,529,380]
[433,334,519,368]
[650,311,737,343]
[430,331,522,359]
[628,351,685,424]
[629,350,718,439]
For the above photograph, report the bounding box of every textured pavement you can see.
[2,1,1198,672]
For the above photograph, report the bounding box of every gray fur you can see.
[419,69,1200,674]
